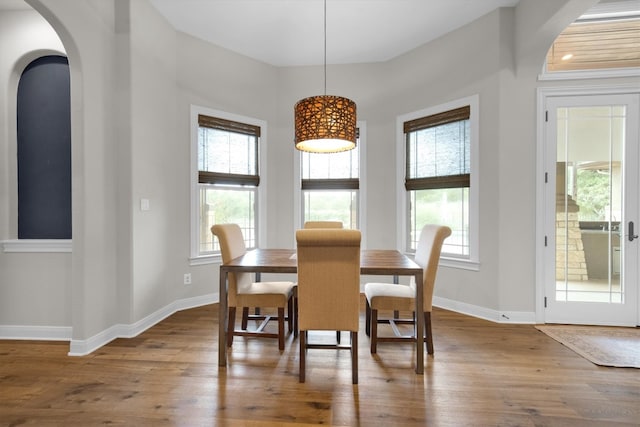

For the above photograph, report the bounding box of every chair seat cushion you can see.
[236,281,294,307]
[364,282,415,312]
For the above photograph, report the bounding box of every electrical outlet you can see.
[183,273,191,285]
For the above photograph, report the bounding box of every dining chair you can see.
[302,220,344,341]
[211,223,296,351]
[296,228,361,384]
[364,224,451,355]
[303,221,343,229]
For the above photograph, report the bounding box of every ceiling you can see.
[8,1,637,67]
[148,0,521,67]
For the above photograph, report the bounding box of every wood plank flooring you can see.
[1,301,639,426]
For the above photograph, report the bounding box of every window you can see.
[399,96,479,268]
[192,108,264,259]
[541,2,640,80]
[300,128,362,229]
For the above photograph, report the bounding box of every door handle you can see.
[629,221,639,242]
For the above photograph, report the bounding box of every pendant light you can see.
[294,0,357,153]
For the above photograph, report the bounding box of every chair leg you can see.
[365,299,371,337]
[425,311,434,355]
[370,308,378,354]
[336,331,341,344]
[287,297,293,333]
[299,330,306,383]
[293,295,299,338]
[351,331,358,384]
[241,307,249,330]
[227,306,236,347]
[278,307,285,351]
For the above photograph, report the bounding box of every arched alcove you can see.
[17,55,71,239]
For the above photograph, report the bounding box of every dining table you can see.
[217,248,426,374]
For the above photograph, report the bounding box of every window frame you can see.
[190,105,267,264]
[294,122,367,246]
[396,95,479,271]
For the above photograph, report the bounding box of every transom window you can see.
[542,1,640,79]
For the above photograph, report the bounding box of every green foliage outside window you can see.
[575,169,610,221]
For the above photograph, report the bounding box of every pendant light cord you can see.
[323,0,327,95]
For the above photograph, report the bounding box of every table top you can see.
[220,248,422,275]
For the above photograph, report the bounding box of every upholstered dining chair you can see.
[212,223,296,351]
[303,220,344,341]
[296,228,361,384]
[364,224,451,355]
[303,220,343,229]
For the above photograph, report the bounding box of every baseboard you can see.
[2,292,534,356]
[0,293,217,356]
[433,296,536,324]
[68,293,218,356]
[0,325,72,341]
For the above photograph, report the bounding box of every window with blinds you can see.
[197,113,260,254]
[300,129,360,228]
[404,105,471,257]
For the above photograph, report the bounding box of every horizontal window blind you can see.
[198,114,260,186]
[198,171,260,186]
[301,178,359,190]
[198,114,260,137]
[404,106,469,133]
[405,106,470,191]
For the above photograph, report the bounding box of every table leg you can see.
[219,268,228,367]
[393,275,399,319]
[414,271,424,374]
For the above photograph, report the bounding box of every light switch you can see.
[140,198,150,211]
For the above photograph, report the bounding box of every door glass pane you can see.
[556,105,625,303]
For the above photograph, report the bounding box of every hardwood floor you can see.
[1,301,639,426]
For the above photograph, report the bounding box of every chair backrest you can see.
[211,223,251,306]
[303,221,343,229]
[296,229,361,332]
[411,225,452,310]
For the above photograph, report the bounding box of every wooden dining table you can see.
[217,248,426,374]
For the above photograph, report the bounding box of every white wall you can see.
[3,0,629,351]
[0,9,69,330]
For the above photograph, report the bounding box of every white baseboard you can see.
[0,293,218,356]
[433,296,536,324]
[68,293,218,356]
[0,325,72,340]
[2,292,535,356]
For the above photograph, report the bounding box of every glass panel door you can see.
[545,94,639,326]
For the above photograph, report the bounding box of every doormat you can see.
[535,324,640,368]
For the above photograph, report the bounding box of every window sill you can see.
[189,254,222,266]
[440,256,480,271]
[2,239,72,253]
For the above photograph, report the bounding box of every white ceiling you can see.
[148,0,521,66]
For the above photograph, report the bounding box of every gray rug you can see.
[535,324,640,368]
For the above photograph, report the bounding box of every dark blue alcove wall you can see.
[17,55,71,239]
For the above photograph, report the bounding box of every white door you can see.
[543,92,639,326]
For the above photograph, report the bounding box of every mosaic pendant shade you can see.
[294,95,357,153]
